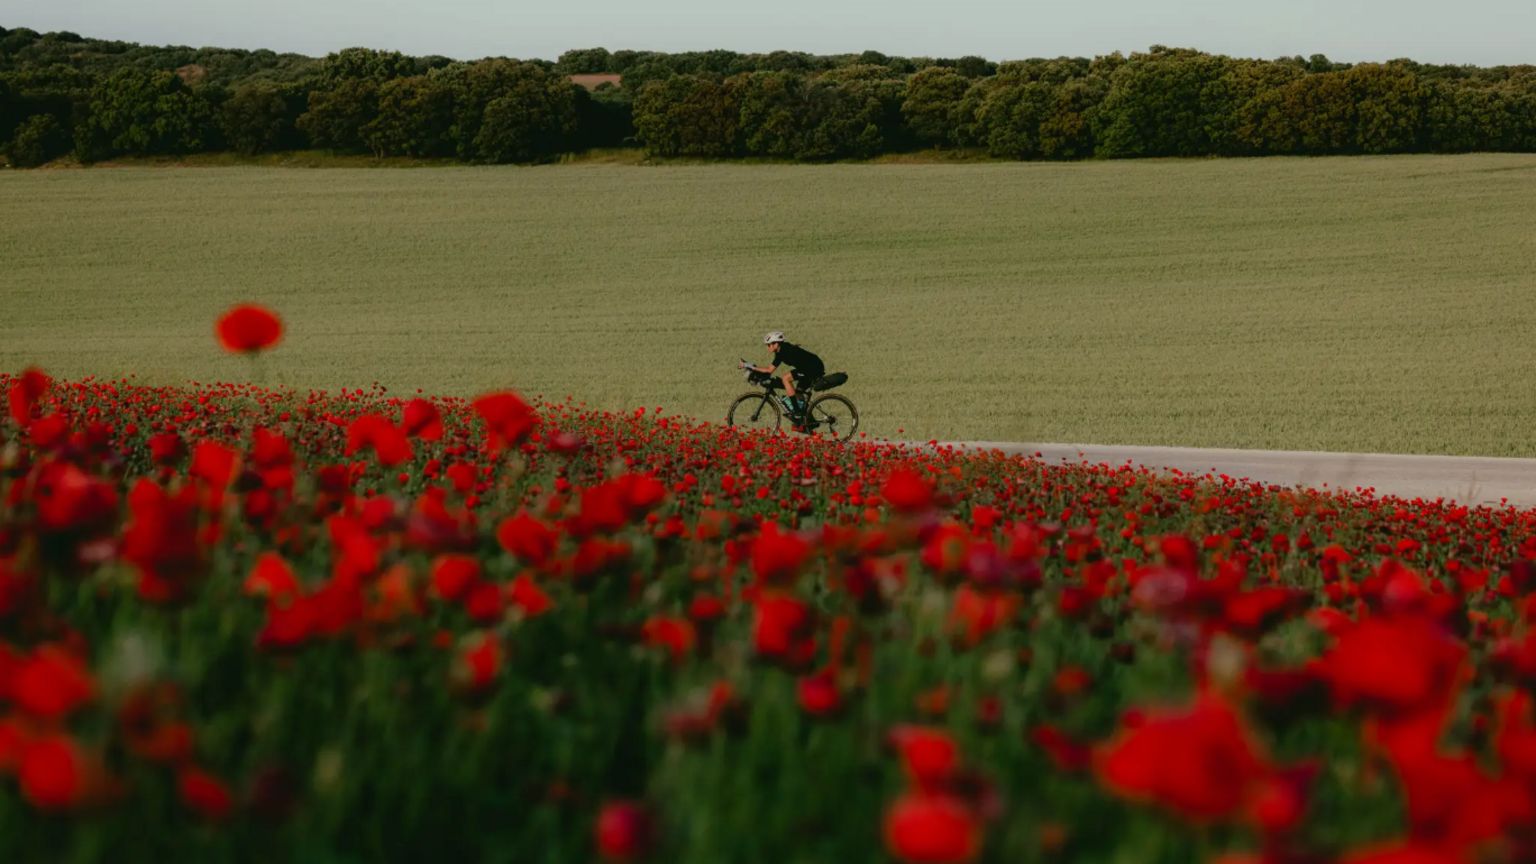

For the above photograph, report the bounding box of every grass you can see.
[2,153,1534,455]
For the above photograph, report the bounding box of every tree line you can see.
[2,27,1533,167]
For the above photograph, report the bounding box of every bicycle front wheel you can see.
[727,393,782,432]
[807,394,858,441]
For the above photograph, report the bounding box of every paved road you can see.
[931,442,1536,508]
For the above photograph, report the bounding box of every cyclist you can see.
[741,331,825,425]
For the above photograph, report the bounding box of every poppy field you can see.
[5,306,1536,863]
[4,154,1536,455]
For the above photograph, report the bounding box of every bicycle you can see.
[727,363,859,441]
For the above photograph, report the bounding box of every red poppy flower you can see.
[34,461,119,534]
[402,398,443,441]
[452,633,502,693]
[18,735,87,810]
[948,584,1019,647]
[883,468,935,513]
[752,594,816,667]
[641,616,697,664]
[507,575,553,617]
[883,792,982,864]
[1095,693,1273,824]
[473,391,538,452]
[215,304,283,353]
[147,432,186,466]
[178,767,234,820]
[430,555,482,603]
[7,367,49,425]
[1322,616,1464,715]
[0,715,29,773]
[190,440,240,491]
[463,581,504,623]
[497,513,558,565]
[890,725,961,791]
[346,414,412,467]
[797,669,843,717]
[595,800,653,862]
[245,553,301,605]
[11,646,93,721]
[1030,726,1091,772]
[750,523,812,585]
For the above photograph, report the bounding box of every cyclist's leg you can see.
[791,373,815,421]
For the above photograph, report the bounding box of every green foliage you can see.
[1094,48,1239,158]
[4,28,1536,165]
[429,59,517,160]
[7,112,68,166]
[556,47,612,75]
[74,68,217,161]
[219,83,304,155]
[730,68,905,160]
[974,78,1055,158]
[363,75,456,158]
[1037,76,1107,158]
[317,47,418,86]
[0,76,14,140]
[1237,72,1354,154]
[471,68,579,163]
[954,55,996,78]
[633,75,742,157]
[296,79,379,153]
[901,67,971,146]
[1349,64,1428,153]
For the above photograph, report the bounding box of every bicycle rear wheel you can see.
[727,393,782,432]
[807,394,858,441]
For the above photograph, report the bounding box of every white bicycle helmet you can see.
[764,331,786,345]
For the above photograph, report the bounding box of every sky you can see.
[6,0,1534,66]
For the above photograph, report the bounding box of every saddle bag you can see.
[813,372,848,391]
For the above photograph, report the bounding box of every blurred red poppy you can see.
[883,792,981,864]
[215,304,283,353]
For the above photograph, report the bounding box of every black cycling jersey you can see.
[772,342,825,382]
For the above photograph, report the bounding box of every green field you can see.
[3,154,1534,455]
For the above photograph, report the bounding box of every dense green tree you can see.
[7,113,68,166]
[759,51,815,73]
[994,57,1093,85]
[974,78,1055,158]
[633,74,742,157]
[219,82,303,154]
[362,75,455,157]
[428,59,572,160]
[819,65,908,154]
[1236,71,1355,154]
[556,48,612,75]
[1348,63,1427,153]
[954,55,996,79]
[901,67,971,146]
[73,67,216,160]
[5,26,1536,166]
[471,65,580,162]
[317,47,417,86]
[0,76,15,140]
[1094,48,1237,158]
[607,50,649,75]
[296,79,379,153]
[1037,75,1107,158]
[736,72,800,157]
[732,67,903,160]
